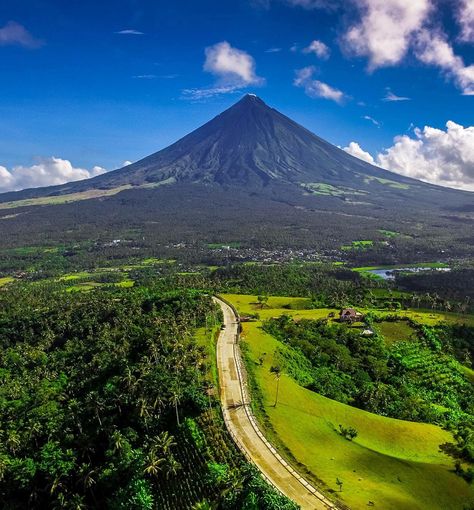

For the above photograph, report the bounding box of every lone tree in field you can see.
[257,295,269,309]
[270,365,282,407]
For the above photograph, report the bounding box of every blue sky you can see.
[0,0,473,191]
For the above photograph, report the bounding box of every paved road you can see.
[214,296,337,510]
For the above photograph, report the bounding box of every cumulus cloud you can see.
[183,41,263,100]
[0,21,43,49]
[303,40,330,59]
[203,41,263,85]
[415,29,474,95]
[343,121,474,191]
[340,0,474,94]
[343,0,432,70]
[0,157,107,193]
[343,141,375,164]
[456,0,474,43]
[383,89,411,101]
[294,66,345,103]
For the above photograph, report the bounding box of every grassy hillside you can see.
[223,294,474,510]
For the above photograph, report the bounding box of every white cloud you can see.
[456,0,474,43]
[294,66,345,103]
[383,89,411,101]
[303,40,330,59]
[343,0,432,69]
[415,29,474,95]
[0,21,43,49]
[115,29,144,35]
[184,41,263,100]
[343,141,375,164]
[132,74,157,79]
[363,115,380,127]
[344,121,474,191]
[204,41,263,85]
[122,161,133,167]
[0,157,107,193]
[265,47,282,53]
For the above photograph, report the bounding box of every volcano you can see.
[0,94,455,202]
[0,95,473,262]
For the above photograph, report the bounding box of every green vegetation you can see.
[226,295,474,509]
[377,320,416,345]
[0,276,14,287]
[378,229,399,238]
[0,259,473,508]
[0,274,299,509]
[364,176,410,189]
[302,182,367,197]
[0,186,134,210]
[341,240,374,251]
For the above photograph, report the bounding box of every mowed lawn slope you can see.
[222,294,474,510]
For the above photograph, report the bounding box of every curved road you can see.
[214,296,337,510]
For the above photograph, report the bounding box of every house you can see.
[339,308,363,323]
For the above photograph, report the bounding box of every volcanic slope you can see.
[0,95,472,259]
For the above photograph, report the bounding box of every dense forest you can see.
[0,283,297,509]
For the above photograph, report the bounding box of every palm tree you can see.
[165,456,181,479]
[144,450,165,478]
[170,389,182,426]
[270,365,282,407]
[152,431,176,455]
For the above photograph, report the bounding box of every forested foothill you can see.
[0,257,473,508]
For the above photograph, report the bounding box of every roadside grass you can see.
[224,295,473,509]
[195,325,220,389]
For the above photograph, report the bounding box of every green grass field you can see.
[0,276,14,287]
[377,320,417,345]
[223,293,474,326]
[223,294,474,510]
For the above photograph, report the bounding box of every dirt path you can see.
[214,296,338,510]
